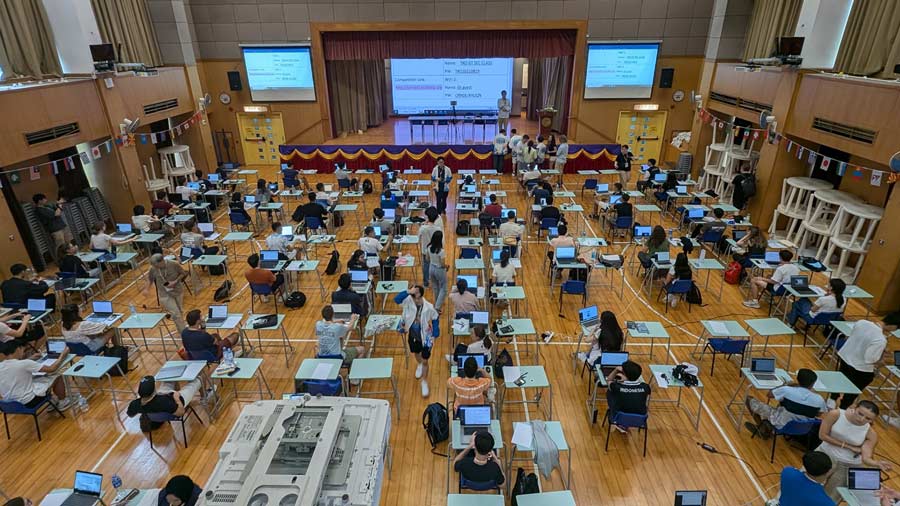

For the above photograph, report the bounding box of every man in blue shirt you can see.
[744,368,827,438]
[779,451,835,506]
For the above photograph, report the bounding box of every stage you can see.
[323,116,540,146]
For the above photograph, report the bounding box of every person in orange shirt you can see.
[447,356,491,414]
[244,253,285,301]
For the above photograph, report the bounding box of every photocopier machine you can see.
[197,396,391,506]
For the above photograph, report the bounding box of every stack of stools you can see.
[159,144,196,191]
[699,123,732,192]
[796,189,864,261]
[823,201,884,282]
[770,177,833,242]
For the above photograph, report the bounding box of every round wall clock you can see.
[672,90,685,102]
[219,92,232,105]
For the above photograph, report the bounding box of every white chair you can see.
[770,177,832,242]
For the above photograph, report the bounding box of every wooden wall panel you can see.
[710,63,781,108]
[98,68,194,130]
[0,80,109,167]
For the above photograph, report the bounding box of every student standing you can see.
[829,320,887,409]
[394,286,439,397]
[427,231,449,313]
[417,208,441,287]
[554,135,569,172]
[508,129,523,175]
[431,157,452,215]
[492,129,508,173]
[616,144,633,188]
[496,90,511,132]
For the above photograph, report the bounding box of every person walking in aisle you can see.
[432,157,452,215]
[492,129,508,173]
[394,286,439,397]
[426,231,449,314]
[616,144,633,188]
[144,254,189,331]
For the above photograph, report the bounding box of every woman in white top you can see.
[816,401,891,500]
[466,325,493,362]
[426,231,448,312]
[0,311,32,343]
[90,223,134,252]
[831,319,887,409]
[60,304,114,352]
[393,285,440,397]
[787,278,846,328]
[554,135,569,171]
[492,250,516,285]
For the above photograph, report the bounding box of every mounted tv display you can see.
[241,45,315,102]
[584,41,661,99]
[390,58,514,115]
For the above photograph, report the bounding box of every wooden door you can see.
[237,112,286,166]
[615,111,668,164]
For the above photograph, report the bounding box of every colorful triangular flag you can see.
[851,166,863,179]
[871,170,883,186]
[797,146,804,159]
[807,152,817,166]
[52,160,60,175]
[150,133,158,144]
[821,158,831,171]
[787,141,793,152]
[80,152,91,165]
[104,140,112,153]
[91,146,101,158]
[140,135,148,144]
[175,125,182,135]
[29,166,40,181]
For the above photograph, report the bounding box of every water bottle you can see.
[501,309,509,324]
[111,475,122,498]
[77,393,89,412]
[128,303,137,315]
[223,347,234,365]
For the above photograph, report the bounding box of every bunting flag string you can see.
[0,138,114,178]
[118,110,204,148]
[700,107,896,184]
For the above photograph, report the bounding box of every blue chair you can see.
[380,199,399,210]
[610,215,633,239]
[0,398,65,441]
[187,349,219,363]
[283,175,300,189]
[796,311,843,345]
[64,342,96,357]
[250,283,280,313]
[603,410,649,457]
[459,247,481,259]
[146,406,204,449]
[559,280,587,313]
[581,178,598,198]
[758,418,821,463]
[702,338,749,376]
[304,379,343,396]
[657,279,694,313]
[458,475,502,494]
[229,212,252,232]
[538,217,558,238]
[304,216,325,233]
[700,228,725,255]
[315,199,331,210]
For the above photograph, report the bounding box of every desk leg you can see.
[694,385,704,430]
[785,333,795,370]
[726,379,750,429]
[391,374,401,418]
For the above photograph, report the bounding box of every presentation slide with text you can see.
[584,43,659,99]
[391,58,514,115]
[242,46,315,101]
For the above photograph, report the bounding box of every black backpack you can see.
[104,345,129,376]
[213,280,232,302]
[284,291,306,309]
[382,256,398,281]
[362,179,373,194]
[740,174,757,198]
[325,250,340,275]
[422,402,449,456]
[511,468,540,506]
[686,282,704,305]
[493,348,513,379]
[456,220,470,237]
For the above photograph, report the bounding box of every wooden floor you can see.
[3,167,899,506]
[324,116,540,146]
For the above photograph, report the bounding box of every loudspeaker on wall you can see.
[227,71,242,91]
[659,68,674,89]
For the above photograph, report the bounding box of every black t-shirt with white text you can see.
[609,380,651,414]
[454,455,505,485]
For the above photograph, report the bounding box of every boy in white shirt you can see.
[508,129,523,175]
[744,250,800,308]
[359,226,389,256]
[492,129,508,173]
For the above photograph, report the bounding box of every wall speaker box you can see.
[227,71,242,91]
[659,68,674,89]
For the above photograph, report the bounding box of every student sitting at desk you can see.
[194,169,211,192]
[228,193,253,222]
[179,220,206,250]
[612,192,633,218]
[787,279,847,328]
[60,304,114,353]
[606,360,651,434]
[521,165,542,186]
[453,431,505,485]
[450,278,479,315]
[132,204,163,233]
[158,475,202,506]
[58,242,101,278]
[744,250,799,309]
[255,178,275,204]
[90,222,135,252]
[359,226,388,256]
[0,340,71,410]
[492,250,516,285]
[316,305,365,366]
[499,212,523,257]
[539,197,563,227]
[175,177,199,203]
[314,182,333,205]
[734,225,766,265]
[152,191,176,217]
[465,326,493,362]
[181,309,240,361]
[265,222,300,259]
[481,194,501,220]
[334,163,358,190]
[578,310,624,365]
[643,226,669,256]
[591,182,624,218]
[244,254,285,301]
[531,181,552,203]
[744,368,828,439]
[347,249,368,272]
[371,208,395,236]
[636,159,661,192]
[690,207,727,239]
[126,375,200,431]
[0,311,33,343]
[778,451,836,506]
[1,264,56,309]
[447,356,492,412]
[332,273,368,317]
[296,192,329,225]
[663,253,693,308]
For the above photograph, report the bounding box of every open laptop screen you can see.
[208,305,228,319]
[555,247,576,260]
[457,275,478,289]
[471,311,489,325]
[459,405,491,426]
[751,358,775,373]
[675,491,707,506]
[457,354,486,369]
[73,471,103,496]
[848,468,880,490]
[92,301,113,314]
[765,251,780,263]
[261,250,279,261]
[116,224,131,233]
[600,352,629,367]
[350,270,368,283]
[27,299,46,312]
[579,305,598,323]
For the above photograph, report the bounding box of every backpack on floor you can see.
[104,345,129,376]
[511,468,540,506]
[422,402,449,456]
[493,348,513,379]
[332,211,344,228]
[456,220,470,237]
[325,250,340,275]
[284,291,306,309]
[724,261,742,284]
[213,280,232,302]
[362,179,373,194]
[382,256,397,281]
[686,282,704,305]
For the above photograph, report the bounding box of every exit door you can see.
[616,111,668,164]
[237,112,286,166]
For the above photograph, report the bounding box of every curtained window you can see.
[526,56,572,134]
[326,60,388,137]
[834,0,900,77]
[0,0,62,81]
[91,0,162,67]
[742,0,803,60]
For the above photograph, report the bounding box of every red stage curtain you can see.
[323,30,577,60]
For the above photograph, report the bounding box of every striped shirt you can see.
[447,376,491,411]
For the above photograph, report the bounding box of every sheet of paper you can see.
[221,315,243,329]
[653,370,669,389]
[708,321,729,335]
[511,422,534,447]
[768,240,783,249]
[503,366,521,381]
[477,286,485,298]
[184,361,206,379]
[39,492,69,506]
[811,286,827,296]
[601,254,620,262]
[311,363,334,380]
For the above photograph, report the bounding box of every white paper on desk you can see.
[366,257,380,268]
[708,321,729,335]
[503,366,521,381]
[453,319,469,333]
[512,422,533,447]
[311,363,334,380]
[39,492,69,506]
[768,240,783,249]
[221,315,243,328]
[184,361,206,379]
[601,254,619,262]
[653,371,670,389]
[477,286,485,298]
[811,286,827,296]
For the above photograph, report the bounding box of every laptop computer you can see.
[676,185,688,195]
[732,229,748,241]
[491,249,503,262]
[596,183,609,193]
[655,251,671,266]
[847,467,881,506]
[60,470,103,506]
[244,195,257,204]
[457,275,478,294]
[45,339,66,359]
[749,358,782,387]
[471,311,489,326]
[548,226,559,238]
[894,350,900,367]
[157,364,188,380]
[555,246,578,266]
[634,226,651,238]
[207,304,228,326]
[259,250,280,269]
[456,354,487,376]
[332,304,353,321]
[350,269,369,289]
[687,208,705,220]
[790,275,817,296]
[86,300,114,321]
[25,298,47,317]
[463,184,477,193]
[609,195,622,205]
[579,305,601,330]
[674,490,708,506]
[458,404,491,438]
[372,225,383,238]
[654,173,667,182]
[501,209,516,219]
[764,251,781,265]
[198,222,215,237]
[268,183,279,192]
[599,351,629,377]
[280,225,293,241]
[179,246,194,263]
[112,223,132,237]
[208,173,220,183]
[383,208,396,220]
[187,182,201,191]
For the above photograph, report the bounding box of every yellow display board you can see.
[615,111,668,164]
[237,112,285,166]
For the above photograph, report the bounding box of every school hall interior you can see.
[0,0,899,505]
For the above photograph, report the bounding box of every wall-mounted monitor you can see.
[241,45,315,102]
[584,41,660,99]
